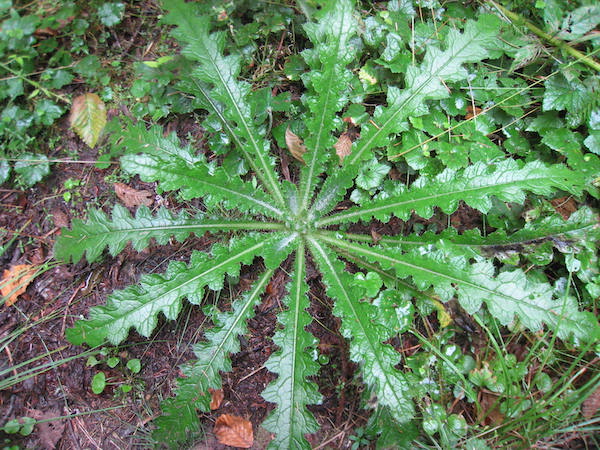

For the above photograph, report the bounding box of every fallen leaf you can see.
[1,265,37,307]
[209,388,224,410]
[465,104,482,120]
[26,408,65,450]
[214,414,253,448]
[114,183,153,208]
[285,127,307,164]
[69,93,107,148]
[550,196,578,220]
[582,385,600,419]
[334,133,353,164]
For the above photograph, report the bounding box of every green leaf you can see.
[69,93,107,148]
[91,372,106,394]
[316,160,585,226]
[346,15,500,167]
[262,245,321,449]
[321,236,600,343]
[66,234,287,347]
[13,153,50,187]
[97,2,125,27]
[357,207,599,260]
[153,270,274,446]
[55,204,284,263]
[126,358,141,374]
[298,0,359,210]
[162,0,286,208]
[118,123,286,218]
[308,239,415,423]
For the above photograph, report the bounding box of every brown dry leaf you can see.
[27,408,65,450]
[209,388,224,410]
[214,414,253,448]
[550,196,578,220]
[114,182,153,208]
[285,127,307,164]
[1,264,37,307]
[334,133,353,164]
[465,104,482,120]
[582,385,600,419]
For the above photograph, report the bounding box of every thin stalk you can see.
[487,1,600,72]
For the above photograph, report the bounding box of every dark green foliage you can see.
[56,0,600,447]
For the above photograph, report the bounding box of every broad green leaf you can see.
[308,238,415,423]
[69,93,107,148]
[91,372,106,394]
[13,153,50,187]
[262,244,321,449]
[55,204,285,264]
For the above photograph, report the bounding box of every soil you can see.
[1,2,597,450]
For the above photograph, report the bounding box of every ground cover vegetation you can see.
[1,0,600,448]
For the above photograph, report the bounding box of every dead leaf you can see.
[214,414,253,448]
[550,196,578,220]
[285,127,307,164]
[114,183,153,208]
[209,388,224,410]
[334,133,353,164]
[582,385,600,419]
[26,408,65,450]
[69,93,107,148]
[1,264,37,307]
[465,104,482,120]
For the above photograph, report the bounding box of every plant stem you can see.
[0,61,71,104]
[487,1,600,72]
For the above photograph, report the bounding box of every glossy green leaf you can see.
[262,245,321,449]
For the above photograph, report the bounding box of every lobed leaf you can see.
[316,160,586,227]
[319,235,600,343]
[262,244,321,449]
[336,206,599,259]
[308,238,415,423]
[298,0,359,210]
[161,0,285,208]
[153,270,274,447]
[346,15,501,168]
[65,233,290,347]
[55,204,284,264]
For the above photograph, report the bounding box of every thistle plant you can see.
[55,0,600,447]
